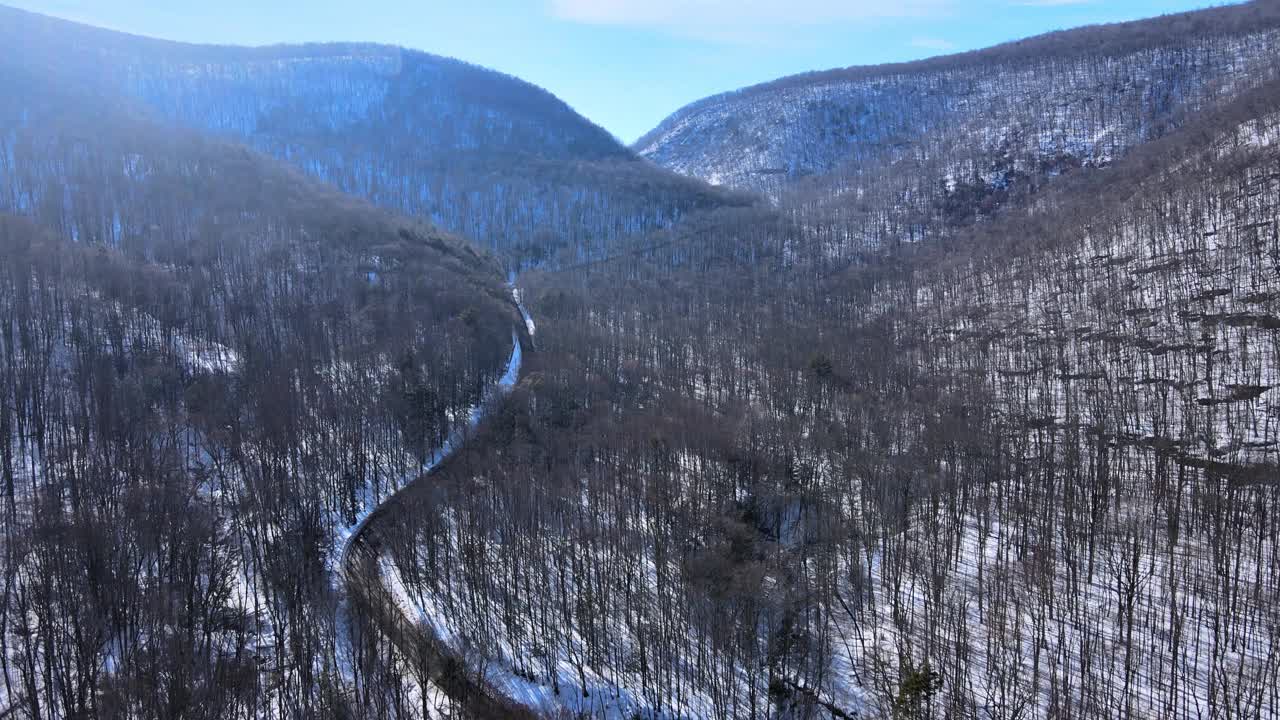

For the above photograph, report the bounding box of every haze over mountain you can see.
[1,4,743,267]
[0,2,1278,720]
[1,0,1225,143]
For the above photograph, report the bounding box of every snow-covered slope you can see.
[0,4,742,263]
[637,2,1280,201]
[0,63,521,718]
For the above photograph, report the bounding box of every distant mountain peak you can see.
[638,0,1280,200]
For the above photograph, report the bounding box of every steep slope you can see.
[807,81,1280,719]
[367,75,1280,720]
[638,1,1280,202]
[5,3,1278,719]
[0,4,744,265]
[0,55,522,719]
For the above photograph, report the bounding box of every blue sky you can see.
[8,0,1226,143]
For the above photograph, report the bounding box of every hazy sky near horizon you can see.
[9,0,1225,143]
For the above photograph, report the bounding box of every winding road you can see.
[335,283,538,719]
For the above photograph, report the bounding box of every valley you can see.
[0,2,1277,718]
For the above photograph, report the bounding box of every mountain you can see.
[637,1,1280,202]
[3,3,1280,720]
[0,4,744,266]
[0,40,528,718]
[353,6,1280,718]
[423,69,1280,720]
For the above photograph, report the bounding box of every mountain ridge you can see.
[2,3,1279,718]
[637,0,1280,200]
[638,0,1280,152]
[0,2,624,153]
[0,3,745,265]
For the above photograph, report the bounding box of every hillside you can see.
[347,9,1280,717]
[0,4,745,265]
[2,3,1279,719]
[0,54,524,719]
[361,73,1280,720]
[638,1,1280,204]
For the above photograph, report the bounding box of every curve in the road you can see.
[335,284,538,719]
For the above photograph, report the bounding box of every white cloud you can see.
[548,0,952,41]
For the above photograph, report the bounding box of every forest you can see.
[0,1,1278,719]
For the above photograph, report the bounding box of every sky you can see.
[7,0,1227,143]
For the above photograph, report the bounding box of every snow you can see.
[332,282,528,693]
[386,540,735,719]
[514,288,538,339]
[172,332,242,374]
[641,31,1280,202]
[824,505,1279,719]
